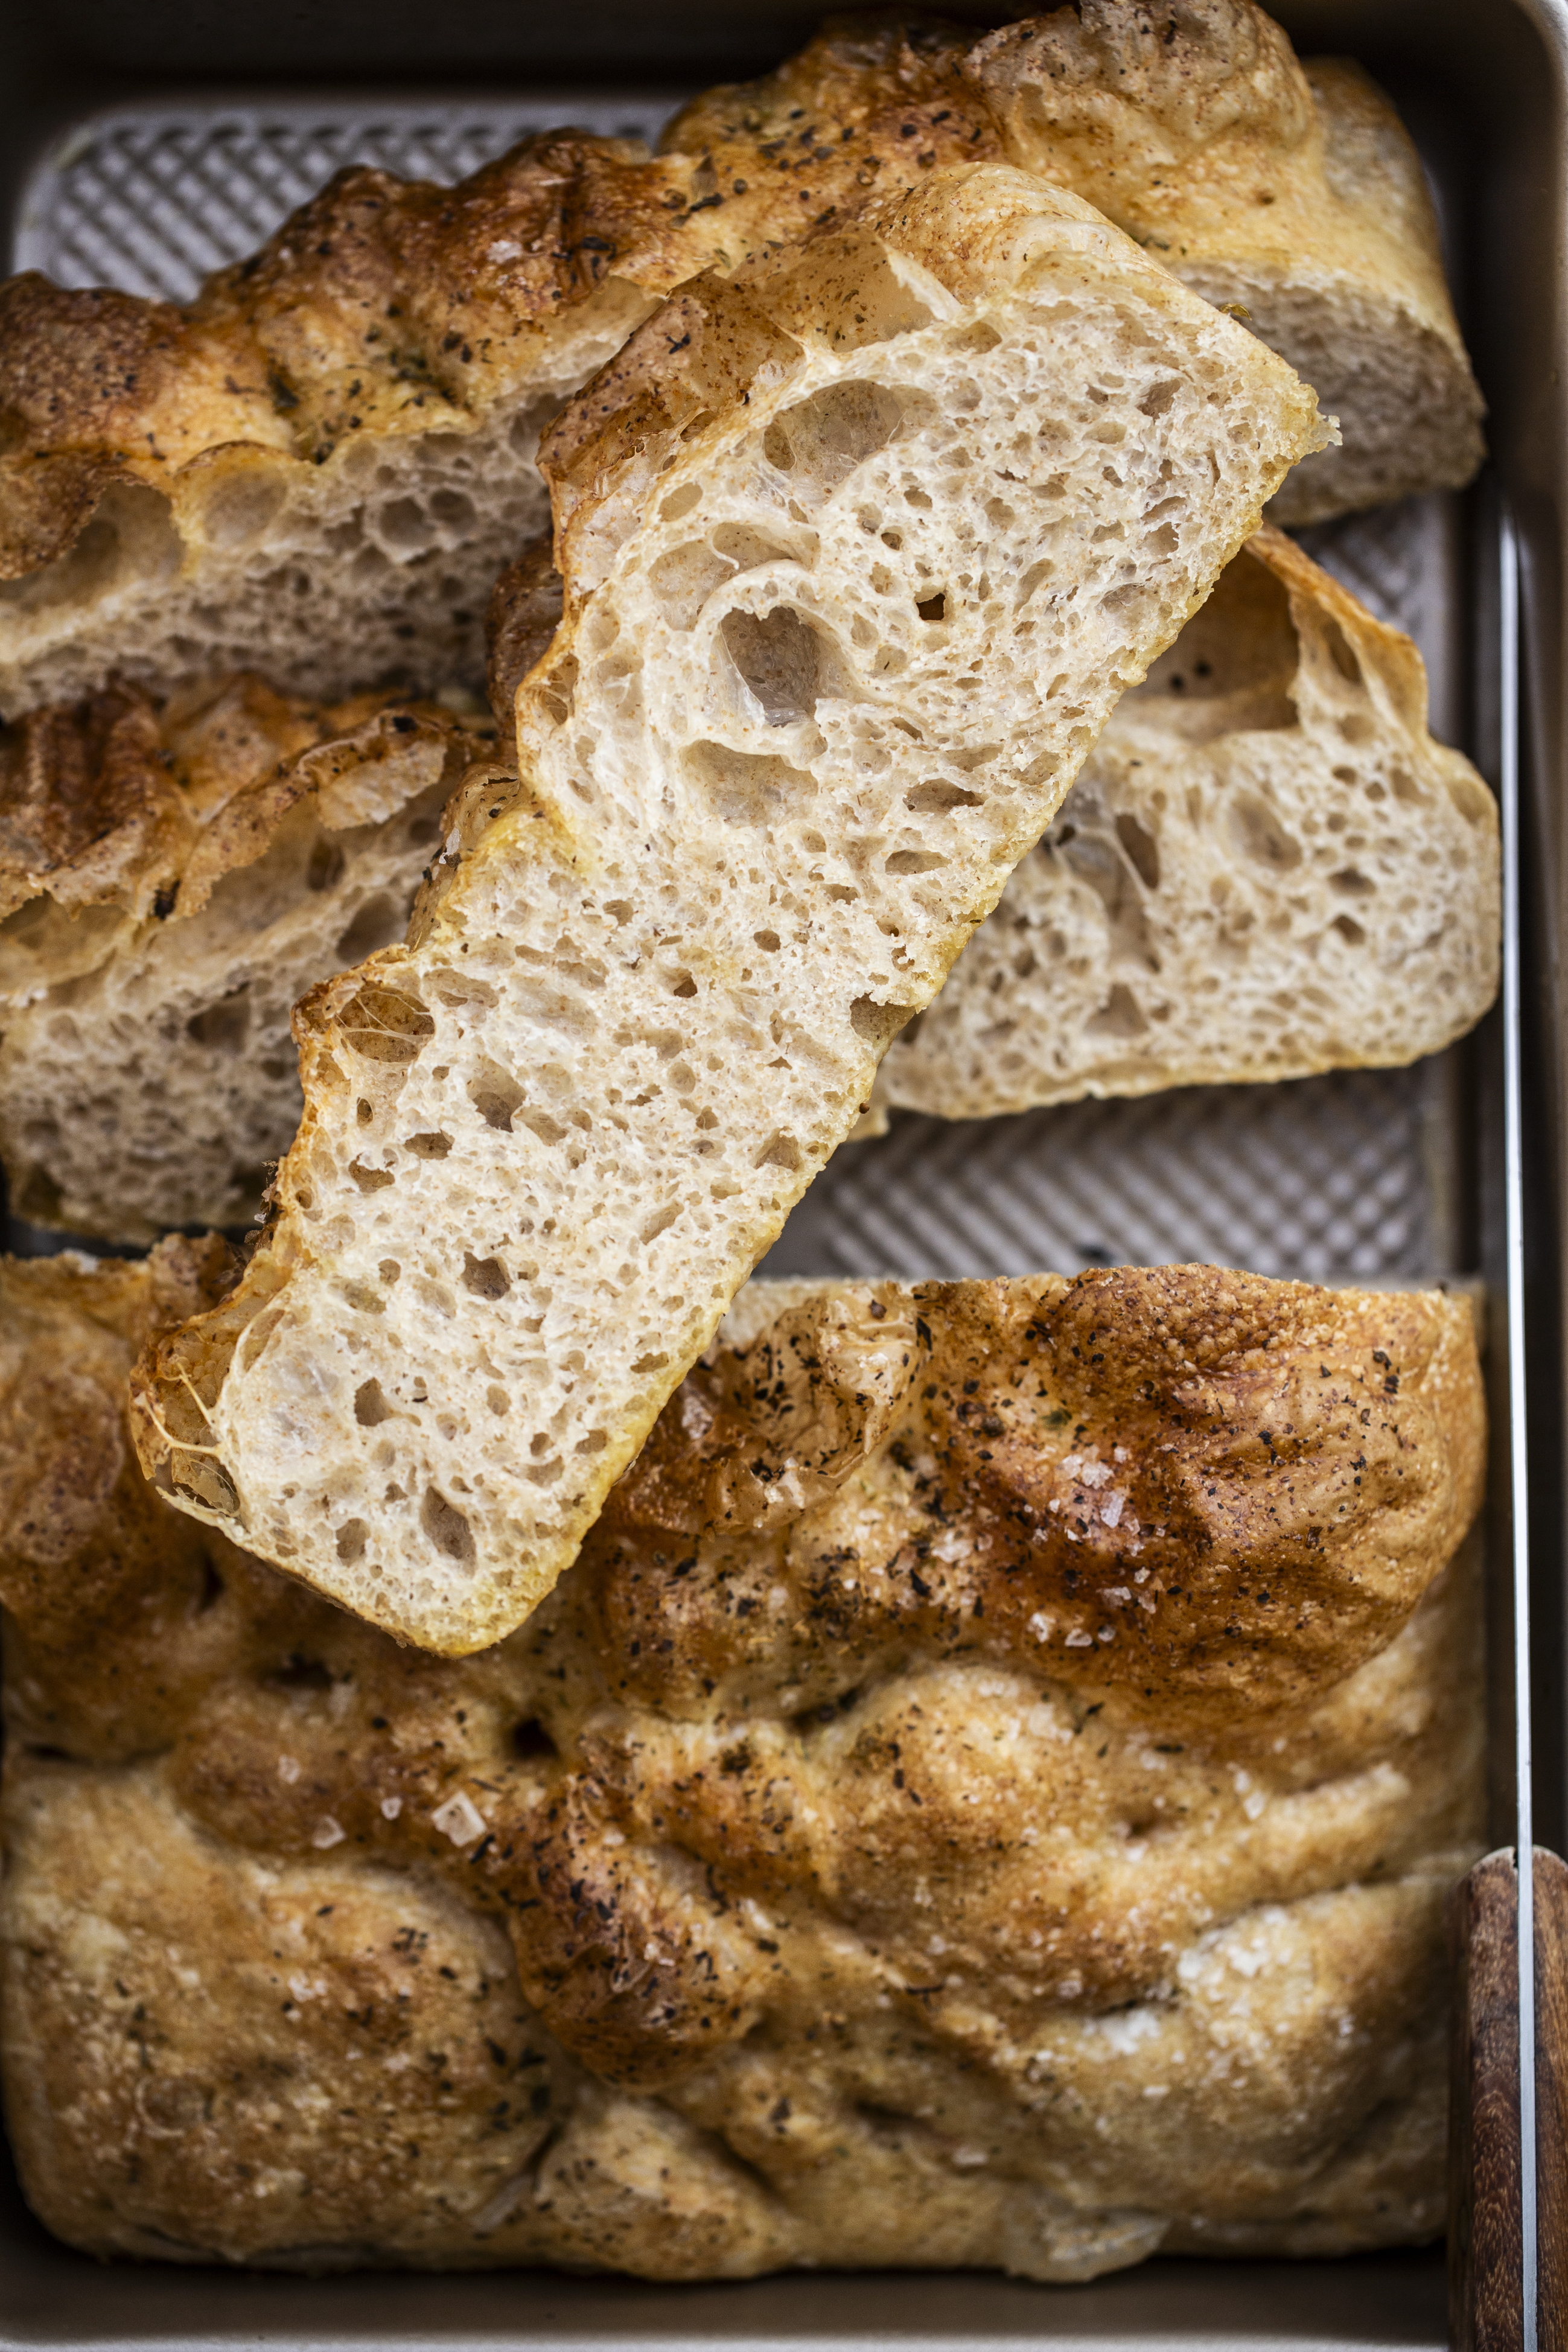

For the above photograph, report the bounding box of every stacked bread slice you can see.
[0,4,1491,1254]
[0,5,1479,730]
[872,524,1500,1121]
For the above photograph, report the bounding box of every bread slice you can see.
[0,677,495,1239]
[0,58,993,722]
[669,5,1484,527]
[8,1247,1483,2274]
[872,523,1500,1121]
[129,162,1328,1654]
[960,7,1485,522]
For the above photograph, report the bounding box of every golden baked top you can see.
[1,1247,1484,2273]
[0,48,993,585]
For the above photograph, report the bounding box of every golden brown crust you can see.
[0,85,992,593]
[485,535,565,747]
[2,1251,1483,2271]
[0,674,492,930]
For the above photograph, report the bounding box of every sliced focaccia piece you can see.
[7,1246,1482,2275]
[0,37,993,721]
[673,3,1485,524]
[0,677,495,1238]
[873,524,1499,1121]
[129,162,1327,1654]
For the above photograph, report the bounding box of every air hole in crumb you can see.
[1085,983,1149,1039]
[355,1380,393,1427]
[721,606,823,725]
[407,1131,451,1158]
[756,1131,802,1173]
[512,1718,558,1761]
[1321,617,1363,685]
[339,984,435,1065]
[486,1386,510,1415]
[462,1252,511,1300]
[916,592,946,622]
[356,1098,374,1126]
[336,1519,369,1564]
[849,995,911,1050]
[1228,793,1302,872]
[671,970,698,998]
[334,893,402,966]
[269,1656,334,1694]
[761,380,922,491]
[421,1487,476,1565]
[1333,914,1366,945]
[186,990,250,1054]
[468,1065,525,1131]
[307,837,346,892]
[885,849,946,875]
[904,779,978,815]
[1115,812,1161,891]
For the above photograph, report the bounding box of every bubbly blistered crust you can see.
[0,95,993,587]
[0,675,488,927]
[3,1249,1482,2275]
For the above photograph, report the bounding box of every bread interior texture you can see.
[873,524,1499,1120]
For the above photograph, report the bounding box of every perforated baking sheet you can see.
[4,104,1479,1287]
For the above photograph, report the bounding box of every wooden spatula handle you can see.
[1449,1847,1568,2349]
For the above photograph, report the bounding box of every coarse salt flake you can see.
[432,1791,488,1846]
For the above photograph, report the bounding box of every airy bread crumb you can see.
[873,523,1500,1121]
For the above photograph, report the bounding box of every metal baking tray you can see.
[1,0,1563,2341]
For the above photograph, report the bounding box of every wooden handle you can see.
[1537,1848,1568,2344]
[1449,1847,1568,2350]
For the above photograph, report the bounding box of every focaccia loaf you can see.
[672,4,1485,526]
[0,679,495,1238]
[873,523,1500,1121]
[129,163,1328,1654]
[3,1246,1484,2277]
[0,36,993,722]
